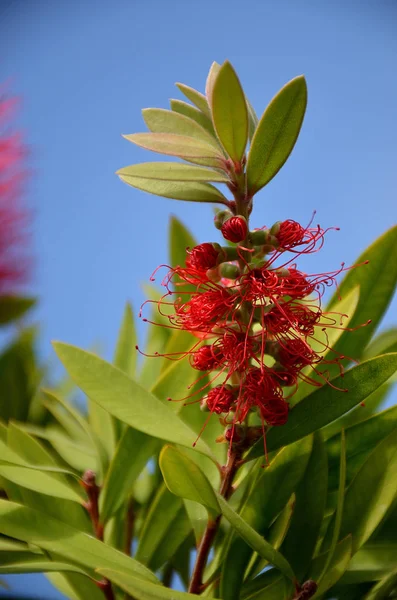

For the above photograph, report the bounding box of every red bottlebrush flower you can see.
[260,396,289,426]
[237,367,283,422]
[273,216,338,253]
[191,345,221,371]
[174,286,237,333]
[278,338,320,372]
[202,385,235,414]
[221,216,248,243]
[0,89,29,294]
[187,243,222,271]
[276,267,316,299]
[275,219,306,249]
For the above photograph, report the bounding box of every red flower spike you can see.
[202,385,235,414]
[187,243,222,271]
[191,345,221,371]
[278,338,321,372]
[221,216,248,243]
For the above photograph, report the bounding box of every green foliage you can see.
[1,61,396,600]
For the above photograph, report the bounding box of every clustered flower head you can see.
[139,210,369,453]
[0,87,29,294]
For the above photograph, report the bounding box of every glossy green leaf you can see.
[319,430,346,585]
[124,133,222,160]
[160,445,220,517]
[47,572,104,600]
[241,570,293,600]
[328,225,397,361]
[0,560,90,576]
[0,499,158,583]
[281,432,328,580]
[119,174,228,204]
[100,428,157,523]
[151,507,192,572]
[176,83,211,117]
[142,108,220,149]
[211,61,248,161]
[326,405,397,489]
[118,162,228,183]
[217,494,295,580]
[246,98,259,141]
[0,296,36,325]
[247,354,397,461]
[364,567,397,599]
[205,61,221,105]
[329,427,397,553]
[246,75,307,193]
[221,437,312,599]
[310,536,352,597]
[170,99,216,137]
[339,543,397,585]
[99,568,198,599]
[364,326,397,360]
[53,342,213,457]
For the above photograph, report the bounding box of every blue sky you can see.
[1,0,396,597]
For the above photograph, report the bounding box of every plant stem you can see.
[124,497,135,555]
[81,470,115,600]
[188,448,241,594]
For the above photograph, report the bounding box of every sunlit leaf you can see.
[124,133,223,160]
[170,99,216,137]
[142,108,220,149]
[176,83,211,117]
[0,296,36,325]
[246,75,307,193]
[119,174,228,204]
[118,162,228,183]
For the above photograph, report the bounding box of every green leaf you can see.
[0,296,36,325]
[211,61,248,162]
[124,133,223,160]
[364,327,397,360]
[328,225,397,361]
[339,543,397,585]
[170,99,216,137]
[247,354,397,461]
[47,572,105,600]
[100,428,157,523]
[205,61,221,105]
[119,175,228,204]
[309,536,352,597]
[326,405,397,489]
[118,162,228,183]
[169,215,197,268]
[160,445,220,517]
[246,98,259,141]
[136,484,187,570]
[221,437,312,599]
[217,494,295,580]
[176,83,211,117]
[281,432,328,580]
[142,108,220,149]
[246,75,307,194]
[241,570,293,600]
[99,568,199,599]
[318,429,346,585]
[364,567,397,599]
[114,302,137,377]
[53,342,213,458]
[0,499,158,583]
[327,427,397,553]
[0,560,90,576]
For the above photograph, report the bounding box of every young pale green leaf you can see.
[118,162,229,183]
[176,83,211,117]
[211,61,248,162]
[118,175,228,204]
[0,296,36,325]
[142,108,220,149]
[170,99,216,137]
[124,133,223,160]
[53,342,213,458]
[246,97,259,141]
[205,61,221,104]
[99,569,199,599]
[99,428,158,523]
[0,499,158,583]
[329,427,397,553]
[246,75,307,194]
[318,430,346,585]
[159,445,220,517]
[217,494,295,581]
[247,353,397,461]
[310,536,352,597]
[281,432,328,580]
[328,225,397,361]
[114,302,137,377]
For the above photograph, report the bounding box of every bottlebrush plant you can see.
[1,63,397,600]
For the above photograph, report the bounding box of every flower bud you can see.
[187,243,222,271]
[249,228,269,246]
[192,345,219,371]
[224,425,245,443]
[275,219,305,249]
[214,209,233,230]
[221,216,248,243]
[219,263,240,280]
[201,385,235,414]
